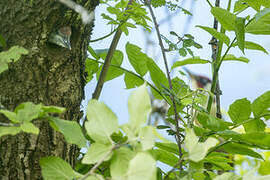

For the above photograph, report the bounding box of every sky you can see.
[82,0,270,125]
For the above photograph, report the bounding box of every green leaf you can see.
[127,152,156,180]
[0,126,21,137]
[124,72,144,89]
[243,0,263,11]
[228,98,251,124]
[86,100,119,143]
[178,48,187,57]
[197,113,231,131]
[246,8,270,34]
[171,57,209,70]
[40,156,76,180]
[211,7,236,31]
[139,126,155,150]
[147,59,168,90]
[221,142,263,159]
[97,50,124,82]
[82,143,113,164]
[110,147,135,180]
[151,149,178,167]
[0,46,29,73]
[243,118,266,132]
[0,34,6,48]
[223,54,249,63]
[252,91,270,118]
[235,17,246,53]
[85,59,99,83]
[196,25,230,46]
[128,84,151,133]
[244,41,268,54]
[42,105,65,114]
[155,142,179,155]
[21,122,39,134]
[185,128,218,162]
[126,42,150,76]
[88,46,100,60]
[49,117,87,148]
[234,0,249,13]
[0,110,19,123]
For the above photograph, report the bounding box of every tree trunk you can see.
[0,0,98,179]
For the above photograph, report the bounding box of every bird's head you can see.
[183,67,212,90]
[48,26,72,50]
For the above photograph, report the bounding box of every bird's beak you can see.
[63,39,72,50]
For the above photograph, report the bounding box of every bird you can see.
[48,26,72,50]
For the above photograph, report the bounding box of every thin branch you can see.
[205,0,214,8]
[0,122,18,127]
[145,0,183,171]
[89,29,117,43]
[92,0,134,100]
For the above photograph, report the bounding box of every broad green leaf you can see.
[82,143,113,164]
[147,59,168,90]
[0,126,21,137]
[88,46,100,60]
[221,142,263,159]
[235,17,246,53]
[0,110,19,123]
[96,50,124,82]
[233,41,269,54]
[86,100,118,143]
[234,0,249,13]
[243,0,263,11]
[127,152,156,180]
[126,43,150,76]
[228,98,251,124]
[244,118,266,132]
[246,8,270,34]
[155,142,179,155]
[252,91,270,118]
[211,7,236,31]
[196,25,230,46]
[49,117,87,148]
[128,84,151,133]
[85,59,99,83]
[213,172,239,180]
[21,122,39,134]
[185,128,218,162]
[223,54,249,63]
[171,57,209,70]
[205,153,234,171]
[110,147,135,180]
[40,156,76,180]
[124,72,144,89]
[197,113,231,131]
[150,149,178,167]
[0,46,29,73]
[139,126,155,150]
[15,102,42,122]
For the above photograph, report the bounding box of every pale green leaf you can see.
[40,156,76,180]
[246,8,270,34]
[185,128,218,162]
[0,126,21,137]
[15,102,42,122]
[110,147,135,180]
[86,100,118,143]
[234,0,249,13]
[211,7,236,31]
[196,25,230,46]
[20,122,39,134]
[49,117,87,148]
[252,91,270,118]
[213,172,240,180]
[140,126,155,150]
[150,149,178,167]
[127,152,156,180]
[41,105,65,114]
[223,54,249,63]
[243,166,270,180]
[128,84,151,133]
[126,43,150,76]
[0,46,29,73]
[82,143,113,164]
[0,110,19,123]
[171,57,209,70]
[235,17,246,53]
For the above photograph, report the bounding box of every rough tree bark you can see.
[0,0,99,179]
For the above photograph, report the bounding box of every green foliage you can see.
[0,46,28,74]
